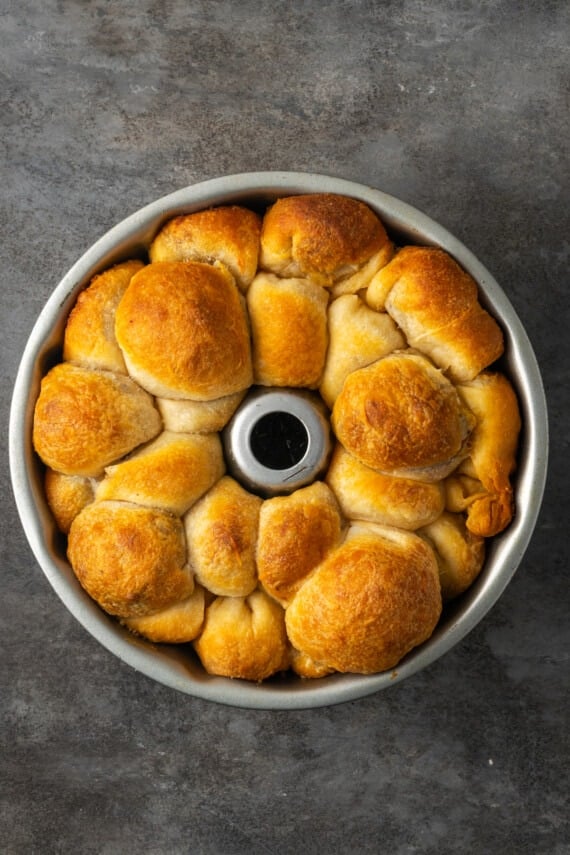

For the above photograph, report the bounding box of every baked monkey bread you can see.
[33,194,521,682]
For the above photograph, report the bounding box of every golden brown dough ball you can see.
[149,205,261,292]
[44,469,95,534]
[454,371,522,536]
[95,431,225,516]
[33,363,161,478]
[326,444,444,530]
[257,482,343,607]
[68,501,193,618]
[419,512,485,600]
[247,272,329,388]
[115,261,252,400]
[285,522,442,674]
[122,584,206,643]
[193,589,290,681]
[184,476,262,597]
[331,351,475,481]
[371,246,504,381]
[289,648,335,679]
[260,193,393,291]
[63,259,144,373]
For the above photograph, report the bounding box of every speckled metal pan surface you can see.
[9,172,549,709]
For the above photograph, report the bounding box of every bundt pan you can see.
[9,172,548,709]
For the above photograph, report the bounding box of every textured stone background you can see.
[1,1,568,853]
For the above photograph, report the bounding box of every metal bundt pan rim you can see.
[9,171,549,709]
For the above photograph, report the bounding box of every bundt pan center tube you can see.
[9,172,548,709]
[223,388,332,497]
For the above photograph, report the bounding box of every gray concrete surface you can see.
[1,1,568,853]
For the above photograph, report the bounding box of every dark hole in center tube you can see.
[249,411,309,470]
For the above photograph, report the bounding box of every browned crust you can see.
[419,511,486,600]
[257,482,343,606]
[184,476,262,597]
[67,501,193,618]
[260,193,390,285]
[44,469,95,534]
[96,431,225,516]
[33,363,161,477]
[326,443,444,530]
[193,590,290,681]
[379,246,504,381]
[331,352,474,476]
[122,585,206,643]
[247,273,329,388]
[115,261,252,400]
[456,372,522,536]
[149,206,261,290]
[285,525,442,673]
[63,259,144,372]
